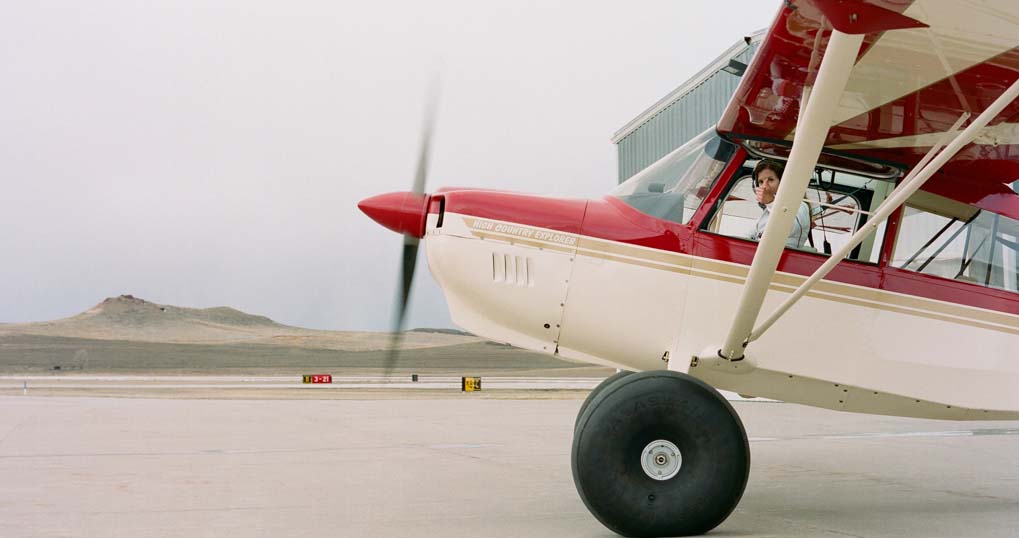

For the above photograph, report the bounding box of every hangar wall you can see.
[613,31,763,184]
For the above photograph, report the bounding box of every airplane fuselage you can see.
[424,180,1019,421]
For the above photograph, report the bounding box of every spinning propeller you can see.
[357,84,439,374]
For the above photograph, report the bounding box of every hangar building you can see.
[613,31,763,184]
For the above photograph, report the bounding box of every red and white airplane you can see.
[360,1,1019,536]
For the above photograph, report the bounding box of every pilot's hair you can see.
[753,159,784,181]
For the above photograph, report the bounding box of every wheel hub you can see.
[640,440,682,481]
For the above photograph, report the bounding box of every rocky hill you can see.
[0,295,479,351]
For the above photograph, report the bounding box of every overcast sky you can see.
[2,1,779,331]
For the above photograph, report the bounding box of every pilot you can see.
[750,159,811,249]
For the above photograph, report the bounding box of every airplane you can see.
[359,1,1019,536]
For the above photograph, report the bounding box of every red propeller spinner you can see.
[357,191,429,238]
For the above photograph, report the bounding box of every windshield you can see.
[611,130,736,225]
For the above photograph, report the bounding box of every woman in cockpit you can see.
[748,159,811,249]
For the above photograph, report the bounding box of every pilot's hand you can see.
[755,186,767,204]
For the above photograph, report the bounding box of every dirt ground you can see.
[0,334,611,377]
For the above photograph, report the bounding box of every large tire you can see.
[572,370,749,537]
[575,370,632,431]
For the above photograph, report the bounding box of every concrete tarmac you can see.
[2,395,1018,537]
[1,375,608,391]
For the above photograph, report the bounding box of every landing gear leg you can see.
[572,370,750,537]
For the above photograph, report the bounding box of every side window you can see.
[707,159,888,262]
[892,193,1019,292]
[804,182,870,259]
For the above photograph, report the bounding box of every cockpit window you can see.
[705,157,891,262]
[892,192,1019,293]
[611,130,736,225]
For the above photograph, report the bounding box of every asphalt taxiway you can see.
[2,394,1018,537]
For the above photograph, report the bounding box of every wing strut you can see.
[749,73,1019,343]
[718,29,864,360]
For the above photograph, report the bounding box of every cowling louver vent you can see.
[492,252,532,287]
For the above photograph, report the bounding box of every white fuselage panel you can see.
[426,212,1019,419]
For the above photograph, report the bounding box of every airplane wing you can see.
[710,0,1019,360]
[717,0,1019,220]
